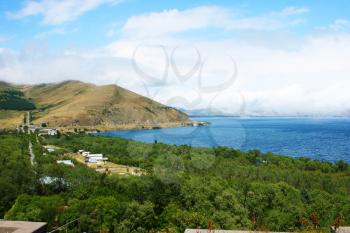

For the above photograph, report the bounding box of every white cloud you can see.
[316,19,350,32]
[107,25,350,116]
[121,6,309,38]
[122,6,226,38]
[7,0,123,25]
[34,28,66,38]
[329,19,350,31]
[0,47,137,87]
[277,6,309,16]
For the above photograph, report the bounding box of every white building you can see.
[57,160,74,166]
[39,128,58,136]
[79,150,108,164]
[44,145,57,153]
[47,129,58,136]
[87,157,108,163]
[87,154,103,158]
[82,151,90,157]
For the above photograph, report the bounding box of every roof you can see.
[87,154,103,157]
[57,160,74,166]
[88,157,107,162]
[40,128,56,131]
[185,230,288,233]
[332,227,350,233]
[0,220,47,233]
[43,145,60,150]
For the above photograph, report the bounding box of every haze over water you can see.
[98,117,350,163]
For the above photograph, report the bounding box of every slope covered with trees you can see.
[0,89,36,110]
[0,133,35,217]
[1,131,349,233]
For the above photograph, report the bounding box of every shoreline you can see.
[57,120,209,133]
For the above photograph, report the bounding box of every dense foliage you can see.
[0,89,36,110]
[0,133,35,216]
[1,132,350,233]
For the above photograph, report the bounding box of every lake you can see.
[97,117,350,162]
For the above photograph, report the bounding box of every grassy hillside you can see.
[0,80,191,129]
[0,110,25,128]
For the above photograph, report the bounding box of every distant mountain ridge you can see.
[0,80,191,130]
[181,108,350,118]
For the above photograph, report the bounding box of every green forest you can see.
[0,131,349,233]
[0,89,36,110]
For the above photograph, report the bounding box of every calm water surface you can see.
[97,117,350,162]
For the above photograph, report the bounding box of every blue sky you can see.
[1,0,350,116]
[1,1,350,49]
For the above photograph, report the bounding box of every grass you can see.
[0,110,24,128]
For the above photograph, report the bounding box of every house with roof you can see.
[57,160,74,166]
[86,154,108,163]
[39,128,58,136]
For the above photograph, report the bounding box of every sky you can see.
[1,0,350,116]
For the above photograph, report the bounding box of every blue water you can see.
[97,117,350,162]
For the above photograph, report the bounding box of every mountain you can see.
[0,80,191,130]
[179,108,225,117]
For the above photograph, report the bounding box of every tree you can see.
[335,160,348,172]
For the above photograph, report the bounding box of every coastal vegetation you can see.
[0,131,349,233]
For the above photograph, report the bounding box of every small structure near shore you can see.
[57,160,74,166]
[79,150,108,164]
[73,149,142,176]
[39,128,58,136]
[182,121,209,127]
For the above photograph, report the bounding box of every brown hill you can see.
[0,80,191,130]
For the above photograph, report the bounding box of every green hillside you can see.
[1,132,349,233]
